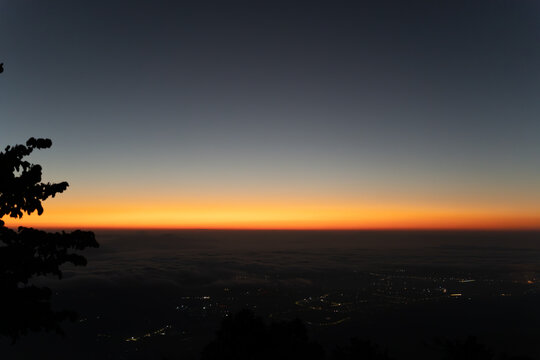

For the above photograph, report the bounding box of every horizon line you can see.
[4,225,540,232]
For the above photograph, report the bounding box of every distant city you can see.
[61,265,538,359]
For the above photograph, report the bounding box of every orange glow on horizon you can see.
[3,198,539,231]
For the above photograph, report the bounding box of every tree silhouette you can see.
[332,338,394,360]
[0,138,99,341]
[430,336,494,360]
[201,309,325,360]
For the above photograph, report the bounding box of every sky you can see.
[1,0,540,229]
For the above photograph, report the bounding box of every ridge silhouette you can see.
[199,310,537,360]
[201,309,325,360]
[332,338,394,360]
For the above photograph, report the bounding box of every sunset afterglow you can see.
[2,2,540,359]
[4,195,539,230]
[2,1,540,231]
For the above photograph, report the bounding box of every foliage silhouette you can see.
[333,338,394,360]
[430,336,494,360]
[201,309,325,360]
[201,311,538,360]
[429,336,537,360]
[0,138,98,341]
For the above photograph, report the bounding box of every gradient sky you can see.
[1,0,540,229]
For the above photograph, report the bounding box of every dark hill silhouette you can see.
[0,138,98,341]
[431,336,493,360]
[201,309,325,360]
[332,338,394,360]
[200,310,537,360]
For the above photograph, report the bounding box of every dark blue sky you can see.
[1,0,539,228]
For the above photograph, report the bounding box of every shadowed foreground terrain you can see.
[2,230,539,359]
[199,309,535,360]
